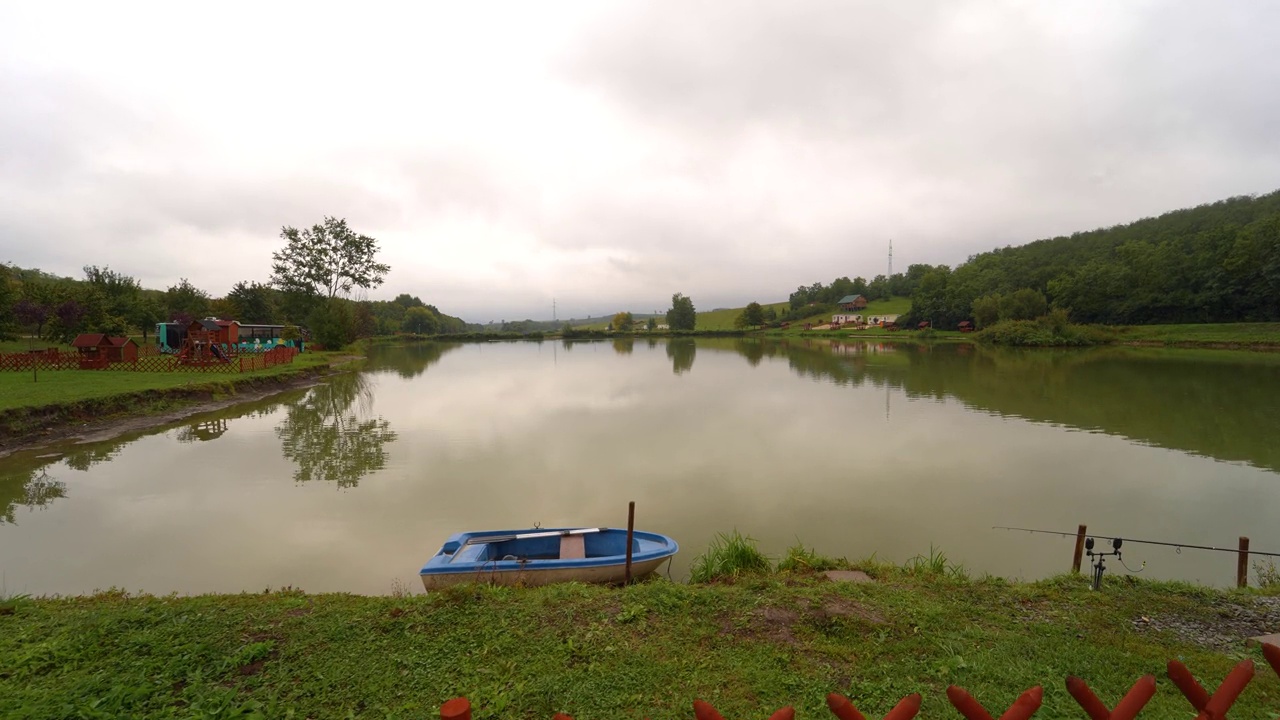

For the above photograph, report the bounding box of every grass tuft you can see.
[689,530,772,583]
[776,541,848,573]
[901,545,969,580]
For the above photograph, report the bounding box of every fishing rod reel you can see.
[1085,536,1122,590]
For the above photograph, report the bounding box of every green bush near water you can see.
[688,530,772,582]
[975,310,1117,347]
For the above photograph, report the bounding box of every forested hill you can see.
[907,190,1280,327]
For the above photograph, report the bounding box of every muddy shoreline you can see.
[0,360,361,460]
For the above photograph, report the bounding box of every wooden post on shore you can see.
[1071,524,1087,574]
[625,501,636,585]
[1238,536,1250,588]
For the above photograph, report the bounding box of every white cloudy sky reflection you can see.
[1,2,1277,321]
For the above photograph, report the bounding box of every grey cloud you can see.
[561,1,1280,270]
[2,3,1279,322]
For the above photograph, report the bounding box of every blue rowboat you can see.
[419,527,678,590]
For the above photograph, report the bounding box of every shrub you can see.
[689,530,771,583]
[777,541,847,573]
[902,545,969,580]
[974,317,1116,346]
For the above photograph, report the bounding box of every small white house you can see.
[867,314,900,326]
[832,314,863,325]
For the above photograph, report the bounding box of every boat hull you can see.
[419,527,678,590]
[420,555,670,590]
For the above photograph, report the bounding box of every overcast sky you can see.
[2,2,1277,322]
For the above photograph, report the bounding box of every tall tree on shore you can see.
[270,217,391,304]
[611,311,634,332]
[735,301,764,329]
[667,293,696,331]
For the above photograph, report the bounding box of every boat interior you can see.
[445,532,643,563]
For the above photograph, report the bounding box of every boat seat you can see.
[559,534,586,560]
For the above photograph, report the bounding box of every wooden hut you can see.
[837,294,868,311]
[71,334,137,367]
[106,337,139,361]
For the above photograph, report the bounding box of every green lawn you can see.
[0,339,71,353]
[1115,322,1280,345]
[2,569,1277,719]
[0,352,336,412]
[694,302,791,330]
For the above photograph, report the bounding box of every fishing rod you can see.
[992,526,1280,559]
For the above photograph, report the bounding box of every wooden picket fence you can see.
[0,345,297,374]
[438,642,1280,720]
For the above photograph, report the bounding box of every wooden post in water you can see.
[1238,536,1250,588]
[625,501,636,585]
[1072,524,1087,574]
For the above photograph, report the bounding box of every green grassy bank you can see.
[3,568,1278,719]
[0,352,355,441]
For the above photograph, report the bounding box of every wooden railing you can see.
[0,345,298,373]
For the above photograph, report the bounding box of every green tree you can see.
[0,265,16,340]
[666,293,696,331]
[165,278,210,320]
[402,306,439,334]
[83,265,140,322]
[1001,288,1048,321]
[270,217,391,302]
[611,311,634,333]
[735,302,764,329]
[226,281,279,324]
[971,294,1002,329]
[131,296,165,343]
[308,298,356,348]
[353,302,377,338]
[392,293,425,309]
[762,305,778,322]
[646,317,657,331]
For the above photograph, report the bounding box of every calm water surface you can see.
[2,339,1279,595]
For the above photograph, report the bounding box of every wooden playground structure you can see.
[173,328,233,366]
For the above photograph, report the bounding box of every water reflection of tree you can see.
[667,339,696,375]
[273,373,397,488]
[62,445,122,472]
[0,468,66,524]
[612,338,634,355]
[725,338,1280,472]
[363,342,462,379]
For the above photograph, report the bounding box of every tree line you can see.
[787,269,925,310]
[0,217,471,348]
[902,190,1280,329]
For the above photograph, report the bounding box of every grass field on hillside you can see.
[695,302,791,330]
[572,298,913,331]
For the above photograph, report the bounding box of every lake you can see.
[2,338,1279,596]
